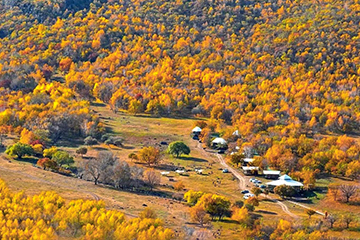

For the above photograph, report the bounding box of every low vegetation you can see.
[0,179,173,239]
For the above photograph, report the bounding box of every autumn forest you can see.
[1,0,360,239]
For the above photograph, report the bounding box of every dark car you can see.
[160,141,168,145]
[192,135,199,140]
[218,150,225,154]
[241,190,249,194]
[259,185,266,189]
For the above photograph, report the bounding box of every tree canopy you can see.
[167,141,190,158]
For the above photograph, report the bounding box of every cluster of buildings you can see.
[191,126,304,191]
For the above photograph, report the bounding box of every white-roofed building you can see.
[192,126,202,134]
[266,174,303,190]
[242,166,259,175]
[263,170,281,179]
[212,137,227,146]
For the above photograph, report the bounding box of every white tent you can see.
[192,126,202,133]
[212,137,227,145]
[232,130,239,136]
[243,158,254,163]
[266,174,303,187]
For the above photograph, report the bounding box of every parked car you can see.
[249,178,256,183]
[241,190,249,194]
[160,141,168,145]
[222,168,229,173]
[218,150,225,154]
[243,193,255,199]
[259,185,266,189]
[193,135,199,140]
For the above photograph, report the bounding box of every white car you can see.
[243,193,255,199]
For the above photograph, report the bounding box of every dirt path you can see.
[263,195,298,218]
[194,144,298,219]
[214,154,246,189]
[214,153,298,219]
[288,200,325,216]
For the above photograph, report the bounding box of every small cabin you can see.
[263,170,281,179]
[242,166,259,175]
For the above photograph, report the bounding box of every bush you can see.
[101,134,111,142]
[113,139,123,147]
[52,151,74,167]
[174,181,185,191]
[37,158,58,170]
[84,136,97,145]
[139,207,157,219]
[5,142,34,159]
[103,136,123,146]
[244,203,255,212]
[234,200,244,208]
[76,147,87,155]
[128,153,138,160]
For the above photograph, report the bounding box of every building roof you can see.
[192,126,202,132]
[266,174,303,187]
[263,170,281,175]
[232,130,239,136]
[242,166,259,171]
[243,158,254,163]
[212,137,227,144]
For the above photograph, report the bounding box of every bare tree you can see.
[327,215,338,229]
[339,184,358,203]
[84,151,117,185]
[342,213,354,229]
[242,146,253,158]
[144,169,161,191]
[131,165,144,188]
[112,160,132,189]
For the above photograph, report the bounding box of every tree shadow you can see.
[90,102,106,107]
[153,163,177,171]
[91,146,109,151]
[256,210,277,215]
[15,156,38,165]
[55,138,84,148]
[121,145,135,150]
[177,156,208,163]
[218,219,239,224]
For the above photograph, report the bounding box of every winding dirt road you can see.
[214,153,298,218]
[195,143,298,218]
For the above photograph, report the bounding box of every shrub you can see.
[139,207,157,219]
[84,136,97,145]
[76,147,87,155]
[244,203,255,212]
[128,153,138,160]
[174,181,185,191]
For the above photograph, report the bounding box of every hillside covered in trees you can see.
[1,0,360,179]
